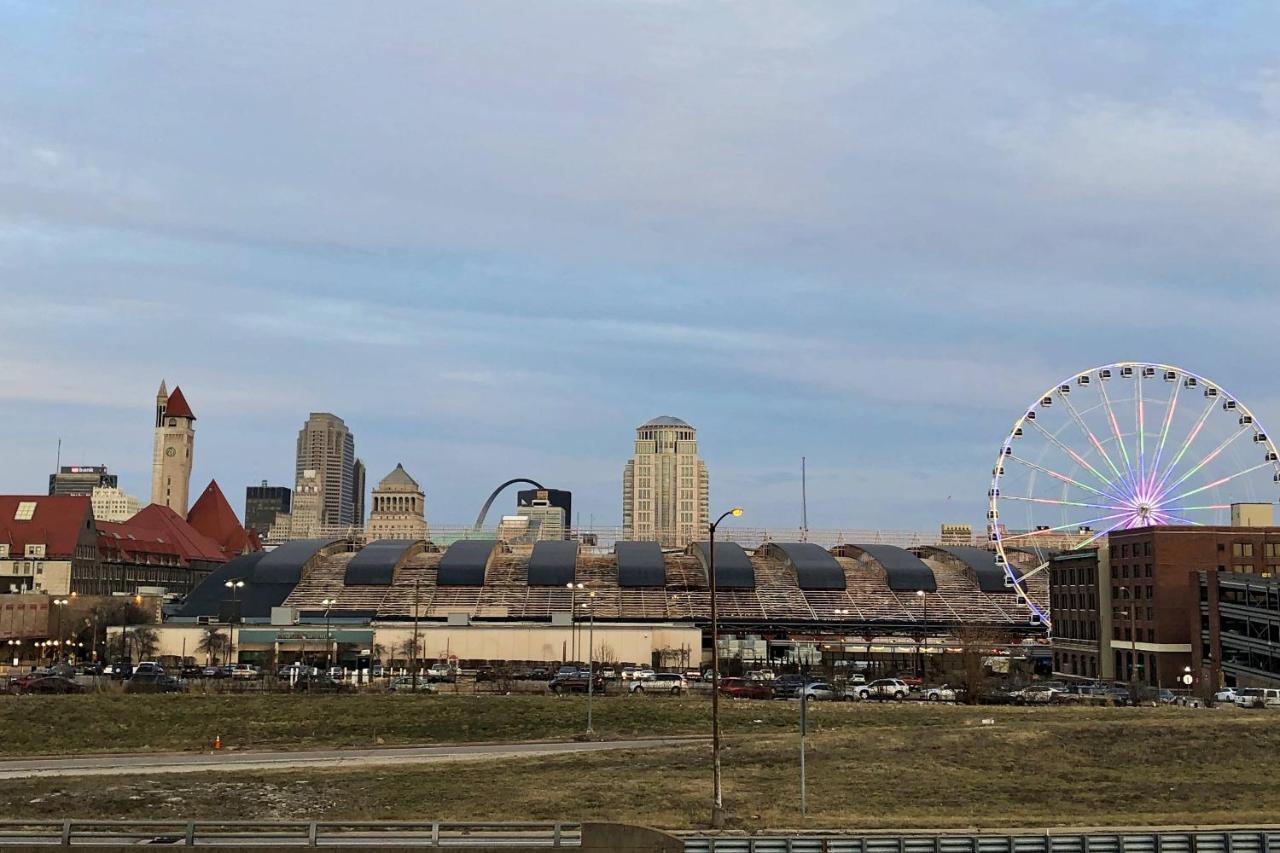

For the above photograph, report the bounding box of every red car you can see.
[718,677,772,700]
[15,675,84,695]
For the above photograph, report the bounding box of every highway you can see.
[0,736,703,779]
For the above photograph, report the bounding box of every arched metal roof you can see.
[527,540,579,586]
[916,545,1008,593]
[254,538,343,585]
[761,542,845,590]
[843,543,937,593]
[692,542,755,589]
[345,539,423,586]
[615,541,666,587]
[178,551,270,618]
[437,539,499,586]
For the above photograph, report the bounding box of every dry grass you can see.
[2,703,1277,831]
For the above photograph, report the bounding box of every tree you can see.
[131,626,159,662]
[396,636,422,669]
[196,628,228,665]
[951,625,1013,704]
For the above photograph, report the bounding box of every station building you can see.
[152,537,1048,670]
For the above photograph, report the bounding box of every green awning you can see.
[237,629,374,644]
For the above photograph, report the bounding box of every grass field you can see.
[1,697,1277,830]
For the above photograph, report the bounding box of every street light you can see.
[52,598,70,662]
[915,590,927,680]
[7,640,20,667]
[322,598,336,670]
[709,506,743,830]
[581,592,598,736]
[224,579,246,665]
[1116,586,1139,704]
[566,582,584,664]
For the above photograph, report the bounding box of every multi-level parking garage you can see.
[147,538,1049,670]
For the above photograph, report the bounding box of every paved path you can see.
[0,736,704,779]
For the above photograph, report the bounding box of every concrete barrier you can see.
[582,822,685,852]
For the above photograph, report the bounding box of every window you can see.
[1266,543,1279,559]
[1233,543,1254,557]
[24,544,45,558]
[1121,565,1129,578]
[1145,564,1152,578]
[14,502,36,521]
[1121,544,1130,557]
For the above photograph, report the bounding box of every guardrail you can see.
[0,819,581,847]
[680,827,1280,853]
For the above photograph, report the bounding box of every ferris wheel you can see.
[990,362,1280,625]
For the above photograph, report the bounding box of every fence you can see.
[0,819,580,847]
[680,828,1280,853]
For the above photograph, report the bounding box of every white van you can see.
[1234,687,1280,708]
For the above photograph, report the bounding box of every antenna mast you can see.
[801,456,808,541]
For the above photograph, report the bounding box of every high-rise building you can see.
[244,482,291,535]
[622,416,709,548]
[268,470,322,541]
[517,488,572,535]
[352,459,367,526]
[90,486,140,522]
[150,381,196,518]
[366,463,427,540]
[294,413,356,527]
[48,465,117,496]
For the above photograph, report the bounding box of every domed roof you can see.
[640,415,692,428]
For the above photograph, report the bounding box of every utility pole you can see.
[801,457,808,542]
[411,580,421,691]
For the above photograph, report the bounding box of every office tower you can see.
[367,463,427,540]
[294,413,356,527]
[244,482,292,534]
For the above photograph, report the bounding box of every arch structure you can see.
[345,538,429,586]
[759,542,845,590]
[472,478,546,530]
[914,545,1007,593]
[839,543,938,593]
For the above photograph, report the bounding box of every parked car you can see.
[202,665,227,679]
[231,664,261,680]
[898,675,924,690]
[858,678,911,701]
[1013,684,1065,705]
[427,663,457,683]
[133,661,164,676]
[719,677,772,700]
[125,672,184,694]
[800,682,837,701]
[683,670,702,682]
[180,664,204,679]
[631,673,687,695]
[103,662,133,680]
[600,667,617,680]
[326,666,346,681]
[548,671,606,694]
[771,674,808,699]
[633,668,656,682]
[17,675,85,695]
[528,667,550,681]
[388,676,438,693]
[278,664,318,680]
[1213,687,1239,704]
[924,684,961,702]
[78,662,104,676]
[291,672,348,692]
[620,667,639,681]
[1235,687,1280,709]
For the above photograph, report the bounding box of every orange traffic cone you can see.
[213,734,222,751]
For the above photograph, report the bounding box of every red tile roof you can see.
[165,386,195,420]
[187,480,258,556]
[0,496,94,558]
[120,504,227,563]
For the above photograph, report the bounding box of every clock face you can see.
[165,447,176,457]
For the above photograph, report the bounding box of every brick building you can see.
[1051,521,1280,688]
[1194,570,1280,690]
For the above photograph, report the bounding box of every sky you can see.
[2,1,1279,531]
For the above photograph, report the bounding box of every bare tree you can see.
[951,625,1013,704]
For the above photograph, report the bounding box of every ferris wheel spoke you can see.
[1136,370,1147,488]
[1147,377,1182,495]
[1159,513,1204,526]
[999,510,1132,542]
[1150,395,1217,499]
[1154,426,1251,503]
[1014,560,1052,583]
[1070,515,1133,551]
[1024,418,1125,500]
[1176,504,1231,512]
[1098,380,1138,491]
[1059,392,1129,491]
[1161,462,1273,505]
[1008,454,1129,505]
[999,495,1126,511]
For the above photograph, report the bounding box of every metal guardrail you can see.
[0,819,581,847]
[681,828,1280,853]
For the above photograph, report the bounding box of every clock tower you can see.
[149,380,196,518]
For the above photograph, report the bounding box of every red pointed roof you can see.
[187,480,257,556]
[125,504,226,563]
[165,386,195,420]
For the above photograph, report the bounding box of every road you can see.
[0,736,704,779]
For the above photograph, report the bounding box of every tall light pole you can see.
[566,582,580,663]
[915,590,927,680]
[583,592,597,736]
[709,506,743,830]
[52,599,69,664]
[321,598,336,669]
[1117,586,1138,704]
[224,579,245,665]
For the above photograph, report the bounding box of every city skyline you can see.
[4,4,1280,528]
